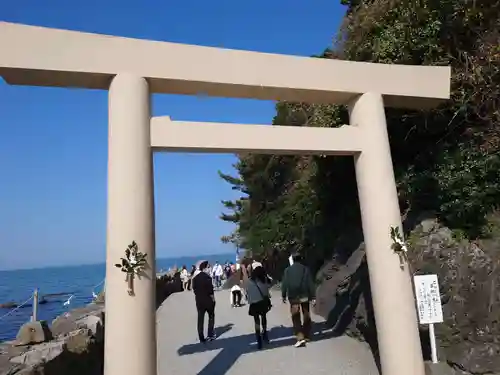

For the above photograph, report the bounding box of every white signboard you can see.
[414,274,444,325]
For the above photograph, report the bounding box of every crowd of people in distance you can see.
[190,253,317,349]
[178,260,237,292]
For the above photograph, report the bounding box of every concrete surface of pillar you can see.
[105,74,156,375]
[350,92,424,375]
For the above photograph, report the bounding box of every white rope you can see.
[91,278,105,299]
[0,278,106,323]
[92,278,105,290]
[0,278,106,320]
[0,295,34,321]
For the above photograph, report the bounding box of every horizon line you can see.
[0,251,236,273]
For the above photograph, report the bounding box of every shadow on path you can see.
[214,323,235,338]
[178,321,337,375]
[324,261,381,374]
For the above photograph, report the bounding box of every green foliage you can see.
[390,226,407,254]
[451,228,468,242]
[114,241,148,275]
[219,0,500,269]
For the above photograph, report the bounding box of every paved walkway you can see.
[157,289,379,375]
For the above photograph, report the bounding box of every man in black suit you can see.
[191,260,216,342]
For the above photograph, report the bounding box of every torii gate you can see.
[0,22,450,375]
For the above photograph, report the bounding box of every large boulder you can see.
[10,339,67,366]
[1,304,105,375]
[75,315,103,342]
[315,212,500,375]
[406,214,500,374]
[13,321,53,347]
[0,342,29,375]
[8,328,103,375]
[51,305,104,338]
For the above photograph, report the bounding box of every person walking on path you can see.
[187,265,196,290]
[281,253,316,348]
[191,260,217,343]
[224,261,233,280]
[242,263,272,350]
[180,265,189,291]
[212,261,224,289]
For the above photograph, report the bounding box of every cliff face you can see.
[315,213,500,375]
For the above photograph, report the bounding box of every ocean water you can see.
[0,253,233,342]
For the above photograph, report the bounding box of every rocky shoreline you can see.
[0,273,182,375]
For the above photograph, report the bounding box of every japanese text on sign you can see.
[414,274,444,325]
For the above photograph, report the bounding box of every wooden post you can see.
[32,288,38,322]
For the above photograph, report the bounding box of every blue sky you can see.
[0,0,346,270]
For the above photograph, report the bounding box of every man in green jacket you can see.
[281,253,316,347]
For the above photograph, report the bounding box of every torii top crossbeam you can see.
[0,22,449,108]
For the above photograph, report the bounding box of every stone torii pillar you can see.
[105,74,157,375]
[350,92,425,375]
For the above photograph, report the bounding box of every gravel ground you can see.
[157,289,379,375]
